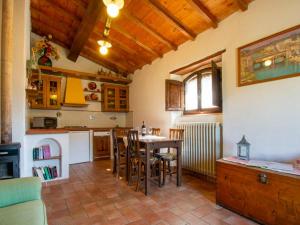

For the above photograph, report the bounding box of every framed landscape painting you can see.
[237,24,300,86]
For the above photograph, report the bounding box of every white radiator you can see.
[176,122,222,178]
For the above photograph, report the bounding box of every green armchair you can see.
[0,177,47,225]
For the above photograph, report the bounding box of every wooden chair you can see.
[127,130,144,190]
[156,128,184,185]
[152,128,161,136]
[112,129,126,179]
[127,130,162,192]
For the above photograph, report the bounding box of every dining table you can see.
[122,135,183,195]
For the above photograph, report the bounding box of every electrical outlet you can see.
[89,115,95,120]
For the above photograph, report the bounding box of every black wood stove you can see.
[0,143,21,179]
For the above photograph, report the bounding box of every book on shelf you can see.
[33,144,54,160]
[33,166,58,181]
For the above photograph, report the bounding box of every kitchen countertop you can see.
[26,127,132,135]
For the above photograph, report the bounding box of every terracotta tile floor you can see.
[42,160,258,225]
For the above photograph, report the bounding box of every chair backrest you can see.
[127,130,141,157]
[112,128,118,154]
[152,128,161,136]
[116,128,131,137]
[169,128,184,140]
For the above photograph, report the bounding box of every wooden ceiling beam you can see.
[235,0,248,11]
[186,0,218,28]
[68,0,105,62]
[123,11,177,50]
[145,0,196,40]
[83,46,135,74]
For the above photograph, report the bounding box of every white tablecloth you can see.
[123,135,166,148]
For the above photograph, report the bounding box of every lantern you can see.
[237,135,250,160]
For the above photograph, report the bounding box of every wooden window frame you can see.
[183,66,222,115]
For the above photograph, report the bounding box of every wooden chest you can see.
[216,159,300,225]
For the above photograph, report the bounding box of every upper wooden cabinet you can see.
[165,79,183,111]
[101,84,129,112]
[29,75,61,110]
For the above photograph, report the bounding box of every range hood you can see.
[63,77,88,107]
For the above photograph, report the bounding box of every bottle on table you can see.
[141,121,146,136]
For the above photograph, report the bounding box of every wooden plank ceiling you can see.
[30,0,253,75]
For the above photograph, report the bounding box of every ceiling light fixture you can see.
[103,0,124,18]
[264,59,272,67]
[98,40,112,55]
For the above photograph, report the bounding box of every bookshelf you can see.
[32,138,62,182]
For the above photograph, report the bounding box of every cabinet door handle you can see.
[0,152,8,155]
[258,173,268,184]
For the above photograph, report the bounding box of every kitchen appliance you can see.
[69,131,91,164]
[31,117,57,129]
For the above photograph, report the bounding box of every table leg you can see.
[177,143,182,186]
[145,144,150,195]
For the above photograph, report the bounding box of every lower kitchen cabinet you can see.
[216,159,300,225]
[93,133,111,159]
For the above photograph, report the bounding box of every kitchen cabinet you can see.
[101,84,129,112]
[29,75,61,109]
[216,159,300,225]
[93,131,111,159]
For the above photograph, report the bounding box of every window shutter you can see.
[211,61,222,108]
[165,79,183,111]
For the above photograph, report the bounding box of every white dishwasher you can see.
[69,131,91,164]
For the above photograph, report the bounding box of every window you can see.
[184,62,222,114]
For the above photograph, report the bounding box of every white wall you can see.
[130,0,300,162]
[28,33,129,128]
[0,0,31,176]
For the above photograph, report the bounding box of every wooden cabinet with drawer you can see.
[93,133,111,160]
[216,159,300,225]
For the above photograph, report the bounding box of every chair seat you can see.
[155,152,177,161]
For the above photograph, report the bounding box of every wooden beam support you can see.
[235,0,248,11]
[146,0,196,40]
[68,0,105,62]
[185,0,218,28]
[1,0,14,143]
[123,11,177,50]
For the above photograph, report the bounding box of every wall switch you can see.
[89,115,95,120]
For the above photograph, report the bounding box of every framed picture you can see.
[237,24,300,86]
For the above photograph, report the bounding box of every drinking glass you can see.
[148,127,153,135]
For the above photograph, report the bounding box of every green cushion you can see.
[156,152,177,160]
[0,200,47,225]
[0,177,41,208]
